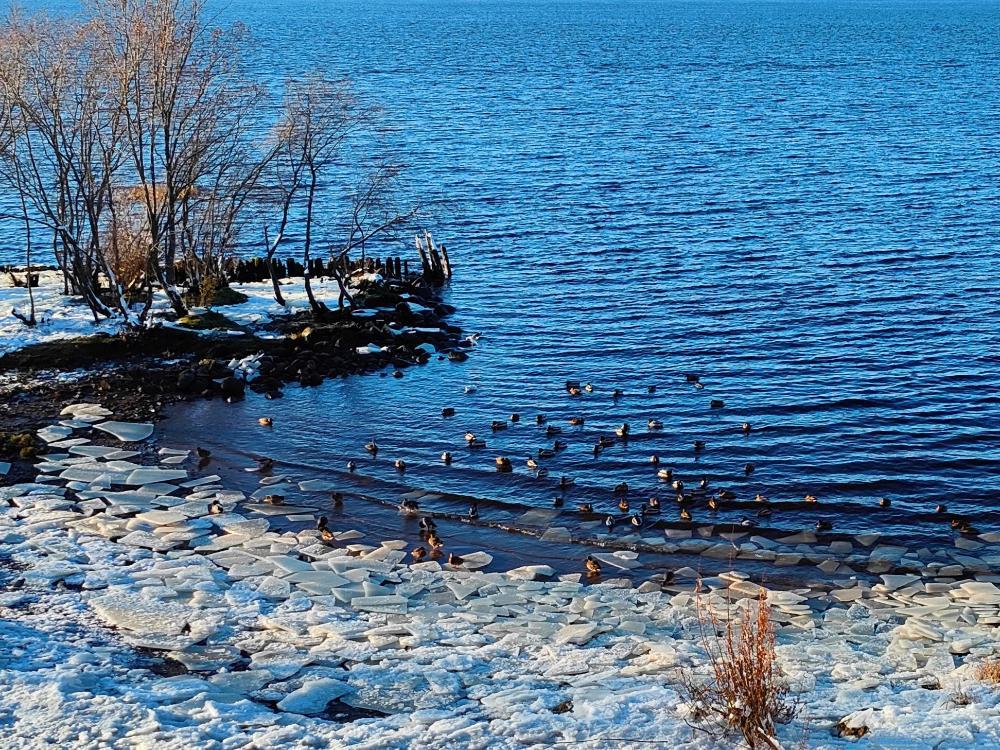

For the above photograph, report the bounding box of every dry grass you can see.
[683,586,797,749]
[975,658,1000,684]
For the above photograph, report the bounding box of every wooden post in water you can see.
[415,234,432,277]
[439,244,452,279]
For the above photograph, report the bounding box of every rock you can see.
[219,377,245,397]
[834,709,874,739]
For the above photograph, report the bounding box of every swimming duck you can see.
[710,399,725,408]
[679,507,692,522]
[584,383,595,393]
[804,494,818,504]
[650,454,660,465]
[604,515,616,531]
[613,388,624,398]
[468,438,487,449]
[526,457,540,470]
[615,423,630,438]
[258,417,273,427]
[694,440,705,451]
[559,476,575,488]
[685,373,700,384]
[332,492,344,509]
[320,527,335,543]
[441,451,453,465]
[754,493,769,503]
[394,459,407,472]
[196,447,211,459]
[630,514,643,528]
[400,499,420,514]
[672,480,684,492]
[537,448,556,460]
[546,425,563,437]
[419,516,437,532]
[599,436,616,447]
[553,496,565,507]
[536,414,547,426]
[427,532,444,548]
[717,489,736,500]
[256,457,275,473]
[496,456,513,472]
[585,556,602,576]
[447,553,465,566]
[739,517,756,528]
[510,413,520,423]
[613,481,629,496]
[364,440,379,457]
[347,460,357,472]
[553,440,569,451]
[568,386,582,397]
[707,497,719,511]
[756,507,772,518]
[411,546,427,561]
[593,444,603,458]
[648,496,662,510]
[648,419,663,430]
[317,515,329,531]
[464,432,477,443]
[491,420,507,432]
[536,467,550,478]
[569,416,585,426]
[744,463,755,475]
[578,503,594,513]
[648,385,657,393]
[699,477,710,490]
[935,504,948,514]
[442,407,456,417]
[464,384,477,394]
[264,494,284,505]
[741,422,752,434]
[208,499,224,515]
[657,468,673,480]
[815,520,832,532]
[468,503,479,519]
[879,497,891,508]
[618,497,630,513]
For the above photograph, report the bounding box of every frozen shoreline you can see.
[2,407,1000,747]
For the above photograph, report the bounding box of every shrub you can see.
[975,658,1000,684]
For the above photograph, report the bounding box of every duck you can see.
[613,482,629,496]
[717,489,736,500]
[526,457,540,470]
[585,556,602,576]
[442,407,456,417]
[317,515,329,531]
[196,447,211,459]
[468,438,487,449]
[331,492,344,509]
[578,503,594,513]
[394,459,407,472]
[744,463,755,475]
[536,414,547,425]
[593,444,603,458]
[879,497,891,508]
[411,546,427,562]
[495,456,513,472]
[553,440,568,451]
[427,532,444,549]
[510,413,520,423]
[604,515,616,531]
[447,553,465,566]
[672,480,685,493]
[364,440,379,457]
[630,514,643,528]
[613,388,624,399]
[739,517,756,528]
[400,499,420,514]
[584,383,595,393]
[657,468,673,480]
[618,497,630,513]
[569,416,585,426]
[935,504,948,514]
[536,467,550,478]
[650,454,660,465]
[553,496,565,508]
[699,477,710,490]
[710,399,725,408]
[648,497,661,511]
[347,460,357,472]
[648,385,657,393]
[258,417,273,427]
[679,507,692,522]
[804,494,818,504]
[756,507,772,518]
[741,422,752,434]
[256,457,275,473]
[568,386,582,397]
[707,497,719,511]
[464,432,477,443]
[648,419,663,430]
[685,373,701,384]
[537,448,556,461]
[558,476,575,489]
[491,420,507,432]
[815,520,832,532]
[263,494,284,505]
[546,425,563,437]
[599,436,616,447]
[956,521,978,535]
[419,516,437,532]
[468,503,479,519]
[615,423,630,438]
[441,451,453,465]
[694,440,705,452]
[464,384,477,394]
[208,499,224,515]
[754,493,769,503]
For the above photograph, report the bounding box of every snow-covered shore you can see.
[3,407,1000,748]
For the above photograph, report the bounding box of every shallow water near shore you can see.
[13,0,1000,554]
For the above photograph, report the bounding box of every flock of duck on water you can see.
[246,374,972,577]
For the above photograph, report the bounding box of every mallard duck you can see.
[468,438,487,449]
[648,496,661,511]
[468,503,479,519]
[699,477,710,490]
[538,447,556,459]
[936,504,948,514]
[585,556,601,575]
[618,497,630,513]
[536,414,547,425]
[331,492,344,509]
[569,416,585,426]
[364,440,379,456]
[526,457,540,470]
[559,476,575,488]
[196,447,211,459]
[804,494,818,504]
[320,527,335,543]
[630,514,643,528]
[419,516,436,532]
[578,503,594,513]
[400,499,420,514]
[496,456,512,472]
[615,423,630,438]
[510,413,520,423]
[442,407,456,417]
[744,463,755,475]
[710,399,724,408]
[464,432,477,443]
[316,515,329,531]
[707,497,719,511]
[648,385,657,393]
[546,425,563,436]
[208,499,223,515]
[754,493,769,503]
[815,519,832,532]
[740,517,756,528]
[679,507,692,522]
[614,482,629,496]
[491,420,507,432]
[394,459,407,472]
[718,489,736,500]
[427,532,444,548]
[553,496,565,507]
[584,383,595,393]
[650,454,660,465]
[264,494,284,505]
[411,546,427,561]
[879,497,891,508]
[741,422,752,433]
[613,388,624,398]
[441,451,453,465]
[648,419,663,430]
[657,468,673,480]
[552,440,568,451]
[672,480,684,492]
[604,515,616,531]
[347,460,357,472]
[447,553,464,566]
[258,417,273,427]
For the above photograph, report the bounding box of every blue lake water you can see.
[10,0,1000,545]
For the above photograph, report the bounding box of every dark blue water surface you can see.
[13,1,1000,543]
